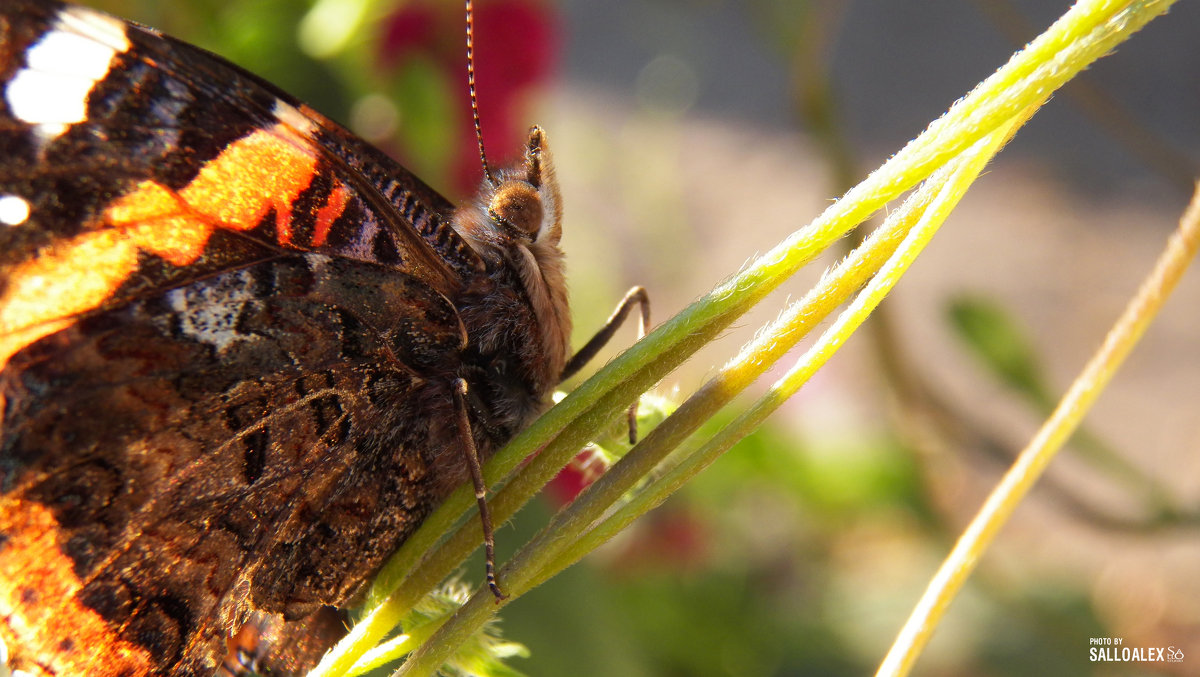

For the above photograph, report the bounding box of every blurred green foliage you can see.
[950,296,1056,410]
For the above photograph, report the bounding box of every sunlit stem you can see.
[532,113,1026,589]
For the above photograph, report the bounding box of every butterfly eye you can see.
[488,182,543,238]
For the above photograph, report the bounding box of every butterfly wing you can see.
[0,0,485,358]
[0,2,482,674]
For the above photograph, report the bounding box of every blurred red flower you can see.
[379,0,559,195]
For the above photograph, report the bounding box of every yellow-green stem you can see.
[531,114,1022,587]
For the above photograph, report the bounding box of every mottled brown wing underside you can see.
[0,1,491,674]
[2,255,469,674]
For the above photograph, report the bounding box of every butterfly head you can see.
[482,126,561,245]
[453,125,571,391]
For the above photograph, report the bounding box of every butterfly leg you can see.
[560,286,650,443]
[452,377,506,601]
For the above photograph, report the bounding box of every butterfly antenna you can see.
[465,0,494,186]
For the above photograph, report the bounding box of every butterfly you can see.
[0,1,643,674]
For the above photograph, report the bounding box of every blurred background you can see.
[92,0,1200,674]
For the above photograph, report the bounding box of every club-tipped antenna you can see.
[465,0,494,186]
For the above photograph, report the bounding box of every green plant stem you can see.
[531,98,1027,601]
[529,165,946,588]
[972,0,1198,194]
[344,614,447,677]
[875,184,1200,677]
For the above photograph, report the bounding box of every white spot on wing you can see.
[7,69,98,127]
[25,27,125,78]
[166,270,261,353]
[0,194,31,226]
[4,5,131,141]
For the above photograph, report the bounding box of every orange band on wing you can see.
[0,124,331,366]
[110,125,322,259]
[0,499,156,677]
[312,181,350,247]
